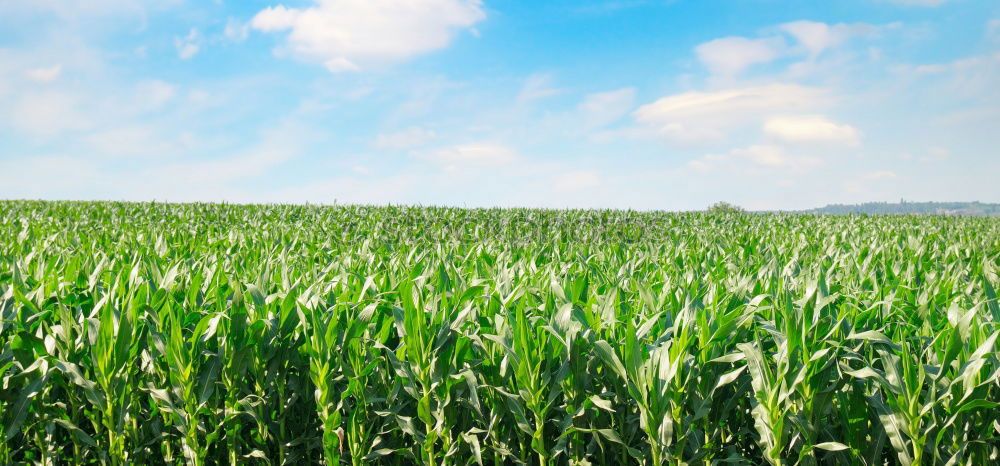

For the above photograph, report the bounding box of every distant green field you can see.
[2,201,998,465]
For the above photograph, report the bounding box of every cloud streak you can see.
[633,84,830,143]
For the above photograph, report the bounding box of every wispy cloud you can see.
[25,65,62,83]
[175,29,200,60]
[695,36,786,77]
[989,19,1000,41]
[223,18,250,42]
[417,143,520,173]
[374,127,437,150]
[688,144,822,173]
[553,170,601,192]
[517,73,562,103]
[578,87,635,129]
[633,84,830,143]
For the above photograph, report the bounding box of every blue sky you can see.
[0,0,998,210]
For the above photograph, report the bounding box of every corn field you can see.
[1,200,998,465]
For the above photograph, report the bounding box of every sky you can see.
[0,0,998,211]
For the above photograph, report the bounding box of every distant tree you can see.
[707,202,746,214]
[808,201,1000,216]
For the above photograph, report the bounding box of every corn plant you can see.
[0,200,998,465]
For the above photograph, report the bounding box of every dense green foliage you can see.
[805,201,1000,216]
[1,200,999,465]
[706,202,746,215]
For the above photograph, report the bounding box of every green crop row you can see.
[1,200,998,465]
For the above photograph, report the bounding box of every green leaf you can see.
[814,441,849,452]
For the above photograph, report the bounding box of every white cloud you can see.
[374,127,436,149]
[175,28,200,59]
[633,84,829,143]
[251,5,300,31]
[989,19,1000,41]
[636,84,827,121]
[0,156,105,200]
[7,91,91,135]
[83,126,194,157]
[845,170,898,196]
[181,151,287,184]
[695,36,786,76]
[420,143,518,172]
[926,146,950,160]
[863,170,897,180]
[25,65,62,82]
[688,144,822,173]
[0,0,183,21]
[903,146,951,163]
[224,18,250,42]
[1,121,309,202]
[1,61,177,136]
[732,144,821,169]
[324,57,360,73]
[911,146,951,162]
[153,128,303,187]
[84,127,154,153]
[897,52,1000,104]
[135,79,176,110]
[654,124,727,144]
[263,173,418,205]
[693,20,888,79]
[763,115,861,145]
[578,87,635,129]
[776,21,881,57]
[686,154,728,173]
[553,170,601,192]
[779,21,843,57]
[517,73,562,102]
[251,0,485,72]
[910,53,1000,74]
